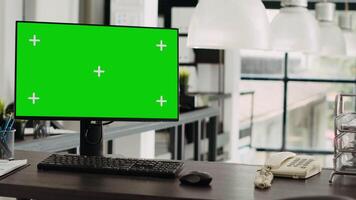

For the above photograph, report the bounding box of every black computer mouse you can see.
[179,171,212,186]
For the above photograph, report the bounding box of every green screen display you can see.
[15,22,179,120]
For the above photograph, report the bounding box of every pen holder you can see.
[0,130,15,160]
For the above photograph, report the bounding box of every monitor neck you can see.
[80,120,103,156]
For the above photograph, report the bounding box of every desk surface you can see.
[0,151,356,200]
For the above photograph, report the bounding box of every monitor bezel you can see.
[14,21,179,122]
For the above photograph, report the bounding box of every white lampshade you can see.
[187,0,270,50]
[318,22,346,56]
[316,2,346,56]
[270,0,320,53]
[339,13,356,56]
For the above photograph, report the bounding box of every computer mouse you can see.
[179,171,212,186]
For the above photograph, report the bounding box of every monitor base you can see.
[80,120,103,156]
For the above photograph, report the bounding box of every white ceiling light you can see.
[187,0,270,50]
[270,0,320,53]
[339,13,356,56]
[315,1,346,56]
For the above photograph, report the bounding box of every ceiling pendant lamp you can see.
[270,0,320,53]
[339,13,356,56]
[187,0,270,50]
[315,1,346,56]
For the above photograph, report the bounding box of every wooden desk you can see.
[0,151,356,200]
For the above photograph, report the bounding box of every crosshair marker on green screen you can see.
[15,22,179,120]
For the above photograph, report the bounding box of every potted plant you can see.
[179,69,195,113]
[179,69,190,95]
[0,99,4,125]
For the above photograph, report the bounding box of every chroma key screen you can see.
[15,22,179,120]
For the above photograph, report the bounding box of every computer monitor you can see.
[15,21,179,155]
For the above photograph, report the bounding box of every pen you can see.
[0,119,6,131]
[0,120,6,139]
[7,119,15,131]
[2,118,10,132]
[3,114,13,132]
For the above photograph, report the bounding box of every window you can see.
[240,50,356,153]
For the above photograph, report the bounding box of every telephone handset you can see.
[265,152,322,179]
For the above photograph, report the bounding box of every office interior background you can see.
[1,0,356,168]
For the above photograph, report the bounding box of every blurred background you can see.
[1,0,356,168]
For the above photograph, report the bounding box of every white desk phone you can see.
[266,152,322,179]
[254,152,322,189]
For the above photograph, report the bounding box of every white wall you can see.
[110,0,158,27]
[25,0,79,23]
[0,0,23,105]
[113,130,156,159]
[224,50,241,161]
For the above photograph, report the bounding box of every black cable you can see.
[102,121,114,126]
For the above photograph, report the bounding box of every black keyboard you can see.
[37,154,184,178]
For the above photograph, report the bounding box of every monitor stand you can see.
[80,120,103,156]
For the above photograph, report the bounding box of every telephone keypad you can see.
[301,159,313,169]
[287,158,314,168]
